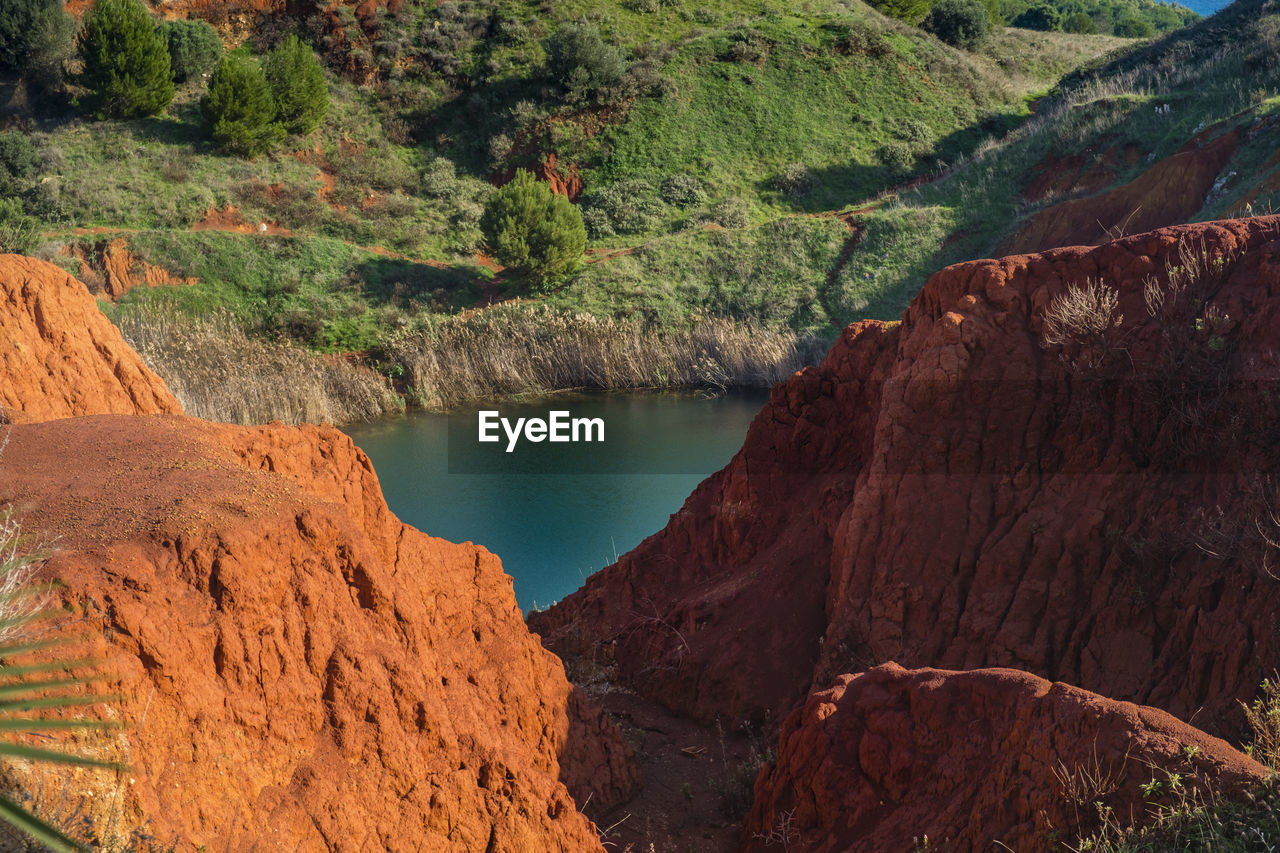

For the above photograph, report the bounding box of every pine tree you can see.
[263,34,328,136]
[481,169,587,291]
[201,54,283,158]
[76,0,174,119]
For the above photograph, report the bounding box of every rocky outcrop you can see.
[0,414,635,850]
[742,663,1270,852]
[0,254,182,422]
[530,215,1280,737]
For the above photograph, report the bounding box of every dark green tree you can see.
[201,54,283,157]
[1114,13,1155,36]
[76,0,174,118]
[1011,3,1062,29]
[481,168,586,290]
[160,18,222,83]
[263,34,328,135]
[0,0,74,97]
[1063,11,1099,32]
[925,0,994,47]
[0,0,49,72]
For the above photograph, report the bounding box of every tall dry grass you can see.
[385,305,828,409]
[115,308,403,426]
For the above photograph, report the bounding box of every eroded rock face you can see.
[742,663,1270,853]
[0,254,182,422]
[0,415,635,850]
[530,216,1280,736]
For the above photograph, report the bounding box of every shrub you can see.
[838,20,890,56]
[660,174,708,208]
[925,0,994,48]
[725,33,768,64]
[481,168,586,290]
[773,163,814,197]
[712,197,750,229]
[421,156,461,199]
[867,0,931,26]
[879,139,914,169]
[0,132,39,187]
[1011,4,1061,30]
[898,118,933,145]
[264,34,329,135]
[0,198,39,255]
[1244,676,1280,770]
[160,18,222,82]
[201,54,284,157]
[76,0,174,119]
[545,21,626,100]
[1063,12,1098,33]
[581,179,665,235]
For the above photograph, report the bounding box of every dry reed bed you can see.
[115,308,402,426]
[117,305,826,423]
[386,306,828,410]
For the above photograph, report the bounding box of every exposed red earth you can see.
[531,216,1280,739]
[1003,126,1242,254]
[743,663,1270,852]
[0,254,182,421]
[0,255,637,848]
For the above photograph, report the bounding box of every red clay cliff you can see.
[530,215,1280,740]
[0,255,635,848]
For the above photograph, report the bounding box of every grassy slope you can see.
[15,0,1130,361]
[817,0,1280,320]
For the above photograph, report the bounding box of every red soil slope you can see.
[743,664,1269,852]
[530,216,1280,736]
[0,254,181,422]
[1003,127,1240,254]
[0,415,636,850]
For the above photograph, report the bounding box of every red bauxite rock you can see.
[530,216,1280,736]
[0,415,636,850]
[0,255,635,848]
[0,254,182,422]
[742,663,1270,853]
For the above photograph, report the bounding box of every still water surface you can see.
[342,391,767,611]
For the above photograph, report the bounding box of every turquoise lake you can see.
[342,391,767,611]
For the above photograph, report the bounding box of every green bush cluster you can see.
[999,0,1196,35]
[160,18,222,83]
[926,0,994,48]
[544,21,667,105]
[660,175,708,208]
[581,180,666,237]
[201,35,328,157]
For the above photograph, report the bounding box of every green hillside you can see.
[0,0,1210,417]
